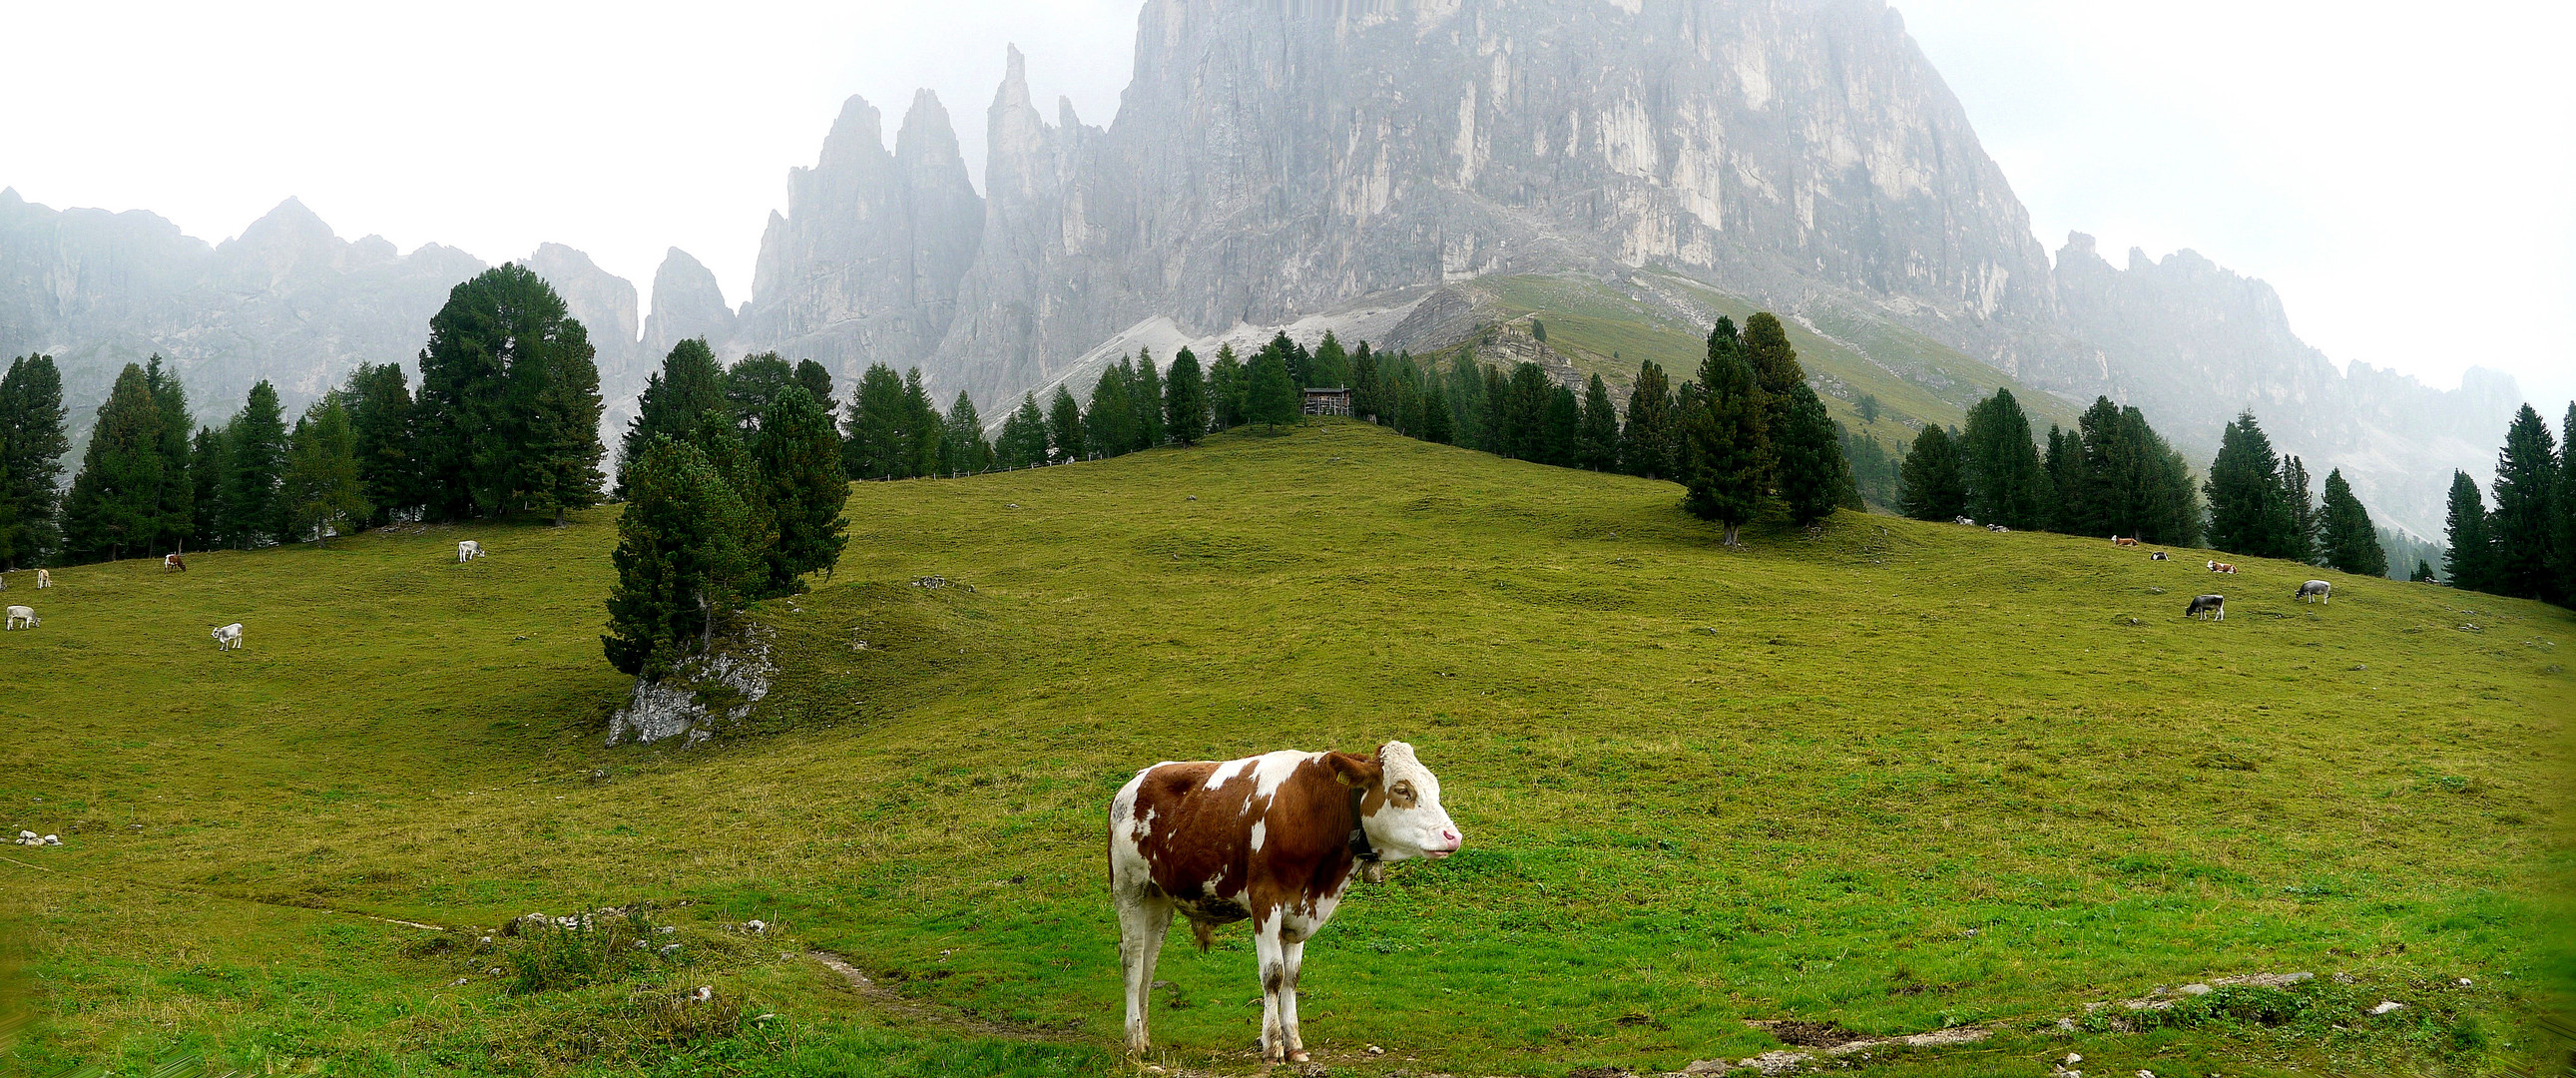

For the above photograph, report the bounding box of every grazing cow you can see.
[1988,524,2011,533]
[2297,580,2331,605]
[4,605,34,630]
[1109,743,1462,1063]
[2112,536,2140,547]
[164,553,187,573]
[2186,594,2226,621]
[2151,551,2169,561]
[458,540,484,563]
[2207,560,2237,574]
[1953,516,1976,527]
[212,622,245,651]
[34,569,47,589]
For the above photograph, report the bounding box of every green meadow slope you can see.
[4,422,2569,1077]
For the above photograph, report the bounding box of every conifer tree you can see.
[2204,409,2288,557]
[277,395,369,546]
[2559,402,2576,601]
[1164,347,1209,445]
[1442,355,1487,450]
[1541,383,1580,466]
[188,426,224,548]
[144,356,195,552]
[63,364,166,563]
[1774,380,1850,527]
[342,361,418,524]
[1085,360,1137,456]
[221,381,290,548]
[1048,386,1087,460]
[901,367,944,477]
[2443,470,2493,593]
[2317,468,2387,577]
[843,363,909,478]
[721,351,797,428]
[1619,359,1678,480]
[1350,345,1381,421]
[0,354,68,568]
[1958,388,2047,530]
[602,436,756,678]
[2278,455,2318,563]
[1575,374,1620,471]
[1246,344,1298,430]
[1308,331,1349,388]
[1742,312,1807,479]
[2488,403,2561,602]
[1133,349,1167,449]
[1421,388,1454,445]
[1209,344,1247,429]
[794,360,835,417]
[1680,319,1768,545]
[415,264,603,522]
[2414,559,2438,583]
[999,392,1051,467]
[940,391,993,475]
[618,339,730,498]
[1898,424,1968,522]
[748,385,849,596]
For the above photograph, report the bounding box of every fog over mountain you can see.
[0,0,2517,537]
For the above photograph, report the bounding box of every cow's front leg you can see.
[1255,914,1288,1062]
[1278,935,1309,1062]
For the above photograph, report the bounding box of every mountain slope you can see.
[6,423,2564,1075]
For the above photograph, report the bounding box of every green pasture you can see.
[2,420,2567,1077]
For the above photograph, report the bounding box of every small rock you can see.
[1186,495,1198,501]
[15,830,32,841]
[656,925,677,933]
[2177,983,2211,996]
[2056,1017,2077,1032]
[1151,980,1172,989]
[2457,977,2472,986]
[451,977,469,986]
[2333,972,2357,984]
[755,1012,776,1021]
[2284,971,2315,983]
[2370,1001,2404,1015]
[2137,1071,2157,1078]
[41,834,58,845]
[659,943,683,957]
[1141,1067,1166,1077]
[1365,1044,1385,1055]
[746,918,768,933]
[2066,1054,2083,1064]
[486,967,502,975]
[479,935,493,944]
[688,985,714,1003]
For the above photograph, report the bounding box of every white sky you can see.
[2,1,2567,410]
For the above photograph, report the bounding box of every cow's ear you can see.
[1324,752,1381,789]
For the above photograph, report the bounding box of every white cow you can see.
[5,605,35,630]
[458,540,485,563]
[212,622,245,651]
[2297,580,2332,605]
[34,569,48,589]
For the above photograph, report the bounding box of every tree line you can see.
[2442,402,2576,607]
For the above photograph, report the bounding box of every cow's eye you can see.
[1389,782,1416,807]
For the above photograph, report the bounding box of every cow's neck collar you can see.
[1346,786,1379,864]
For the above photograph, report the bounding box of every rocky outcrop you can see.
[641,248,736,363]
[604,631,775,747]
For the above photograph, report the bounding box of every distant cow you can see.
[2297,580,2331,605]
[164,553,187,573]
[2187,594,2226,621]
[212,622,244,651]
[4,605,35,630]
[1953,516,1976,527]
[458,540,484,563]
[2151,551,2169,561]
[1988,524,2011,533]
[33,569,47,589]
[2207,560,2237,574]
[1110,743,1462,1063]
[2113,536,2140,547]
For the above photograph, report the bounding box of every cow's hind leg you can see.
[1115,885,1173,1055]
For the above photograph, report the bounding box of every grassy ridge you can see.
[4,421,2569,1076]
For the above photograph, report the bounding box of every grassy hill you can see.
[4,421,2569,1077]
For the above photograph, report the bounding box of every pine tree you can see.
[0,354,69,568]
[722,351,798,430]
[1742,311,1807,482]
[1047,386,1086,461]
[999,393,1050,467]
[602,436,757,678]
[1680,319,1769,545]
[1350,345,1382,422]
[1086,360,1137,456]
[188,426,224,549]
[1133,349,1167,449]
[1541,384,1580,466]
[1209,344,1247,429]
[843,363,909,478]
[416,264,603,522]
[748,385,849,596]
[342,361,419,525]
[2204,409,2288,557]
[1246,344,1298,430]
[221,381,290,548]
[1421,389,1454,445]
[2487,403,2561,602]
[143,356,195,552]
[1164,347,1209,445]
[1774,380,1850,527]
[2443,470,2493,593]
[277,395,369,546]
[793,360,835,418]
[618,339,730,499]
[2316,468,2387,577]
[1308,331,1349,388]
[2558,402,2576,602]
[1575,374,1620,471]
[1620,359,1678,480]
[1898,424,1968,522]
[1959,388,2046,530]
[63,364,166,563]
[1444,355,1487,450]
[939,391,993,475]
[2277,455,2319,564]
[901,367,944,477]
[2412,559,2437,583]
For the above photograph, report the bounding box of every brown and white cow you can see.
[2207,560,2237,574]
[1108,743,1461,1063]
[2113,536,2139,547]
[164,553,187,573]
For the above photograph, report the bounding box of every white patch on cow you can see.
[1250,819,1267,852]
[1248,751,1319,803]
[1201,757,1257,790]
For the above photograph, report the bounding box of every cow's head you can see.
[1328,742,1462,860]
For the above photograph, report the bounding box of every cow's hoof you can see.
[1288,1050,1310,1063]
